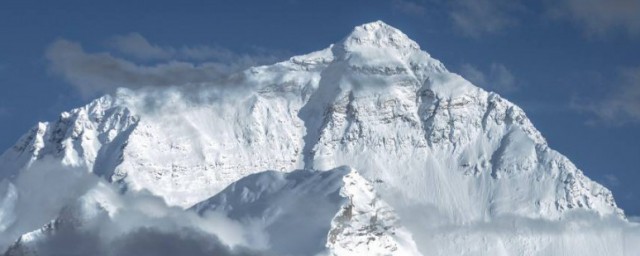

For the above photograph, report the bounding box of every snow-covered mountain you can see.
[0,21,636,255]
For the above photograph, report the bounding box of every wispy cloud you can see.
[546,0,640,37]
[46,35,286,97]
[603,174,621,187]
[459,62,517,94]
[391,0,427,16]
[108,33,174,61]
[573,66,640,125]
[448,0,524,37]
[108,33,281,63]
[394,0,640,39]
[388,0,525,37]
[0,107,9,117]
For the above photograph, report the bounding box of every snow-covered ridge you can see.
[0,95,137,179]
[0,20,628,255]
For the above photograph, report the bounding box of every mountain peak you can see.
[340,21,420,51]
[356,20,395,31]
[1,20,628,255]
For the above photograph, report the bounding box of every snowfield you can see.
[1,21,639,255]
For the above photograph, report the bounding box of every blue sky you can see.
[0,0,639,214]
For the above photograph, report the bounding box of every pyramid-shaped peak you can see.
[357,20,401,33]
[340,21,420,51]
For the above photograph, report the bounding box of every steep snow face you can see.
[0,20,621,222]
[110,85,310,207]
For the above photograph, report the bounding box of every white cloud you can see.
[459,62,517,94]
[46,36,285,97]
[573,67,640,124]
[546,0,640,37]
[449,0,524,37]
[0,158,100,251]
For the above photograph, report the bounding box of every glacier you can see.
[0,21,638,255]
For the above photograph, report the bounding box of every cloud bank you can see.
[7,226,260,256]
[418,212,640,255]
[0,159,268,255]
[2,157,640,255]
[0,158,99,250]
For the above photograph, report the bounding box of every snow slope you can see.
[0,21,633,255]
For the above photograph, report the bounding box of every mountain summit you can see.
[0,21,634,255]
[340,20,421,51]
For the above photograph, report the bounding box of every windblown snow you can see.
[0,21,638,255]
